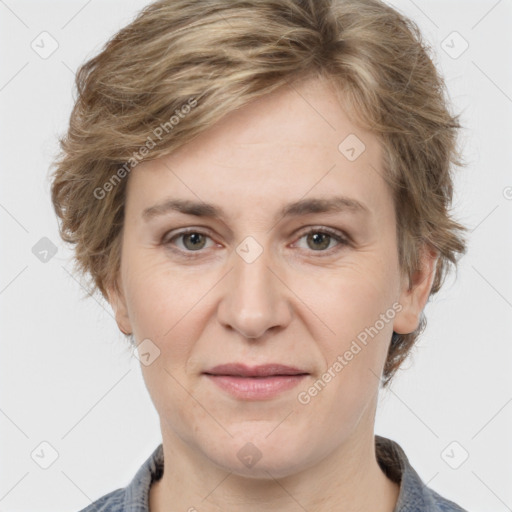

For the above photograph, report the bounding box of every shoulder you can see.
[74,444,164,512]
[375,435,469,512]
[76,488,125,512]
[427,487,469,512]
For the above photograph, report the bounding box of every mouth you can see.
[203,363,309,400]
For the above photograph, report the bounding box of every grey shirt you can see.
[77,435,468,511]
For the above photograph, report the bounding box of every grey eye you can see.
[304,232,333,251]
[179,232,208,251]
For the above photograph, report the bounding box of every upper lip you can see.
[204,363,308,377]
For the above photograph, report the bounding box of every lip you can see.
[203,363,309,400]
[205,363,307,377]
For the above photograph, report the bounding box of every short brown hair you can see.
[50,0,467,387]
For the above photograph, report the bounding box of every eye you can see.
[293,227,349,255]
[163,229,215,253]
[162,226,349,257]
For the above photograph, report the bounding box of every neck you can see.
[149,426,400,512]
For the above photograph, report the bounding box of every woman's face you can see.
[109,75,434,478]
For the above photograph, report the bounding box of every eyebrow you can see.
[142,195,369,224]
[142,195,371,224]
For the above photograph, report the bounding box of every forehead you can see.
[126,75,388,220]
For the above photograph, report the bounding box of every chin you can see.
[200,431,316,480]
[214,453,308,480]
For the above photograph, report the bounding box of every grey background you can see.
[0,0,511,510]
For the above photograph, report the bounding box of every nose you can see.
[217,241,292,340]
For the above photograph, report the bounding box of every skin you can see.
[108,73,437,511]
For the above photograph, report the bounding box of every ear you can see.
[393,244,439,335]
[106,274,133,336]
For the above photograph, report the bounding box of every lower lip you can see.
[204,374,308,400]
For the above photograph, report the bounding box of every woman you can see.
[50,0,468,510]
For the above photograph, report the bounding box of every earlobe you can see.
[106,278,133,336]
[393,245,438,335]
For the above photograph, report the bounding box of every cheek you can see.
[123,257,184,335]
[298,258,399,401]
[123,256,220,365]
[306,256,398,340]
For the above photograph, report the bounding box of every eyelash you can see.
[161,226,350,258]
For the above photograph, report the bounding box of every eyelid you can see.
[162,227,218,254]
[293,225,350,244]
[161,225,351,257]
[290,225,350,256]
